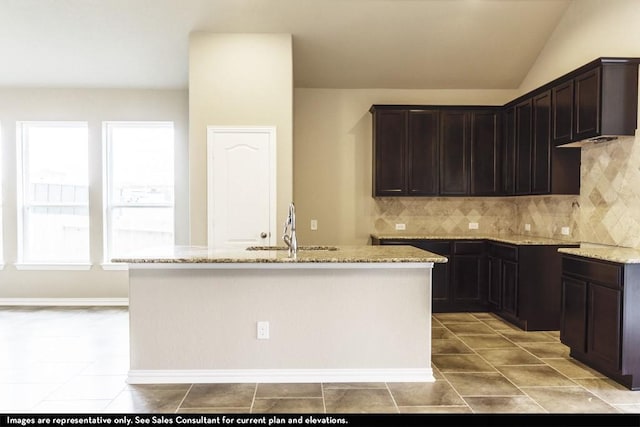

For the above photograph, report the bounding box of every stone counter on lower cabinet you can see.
[115,245,445,385]
[558,246,640,264]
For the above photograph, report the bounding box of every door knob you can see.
[260,232,268,238]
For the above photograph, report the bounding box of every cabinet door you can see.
[574,67,601,141]
[373,109,407,196]
[588,282,622,371]
[515,99,532,195]
[408,110,439,196]
[502,107,516,195]
[552,80,574,146]
[470,111,500,196]
[532,91,551,194]
[439,111,469,196]
[452,241,486,309]
[487,255,502,310]
[501,260,519,317]
[560,276,588,352]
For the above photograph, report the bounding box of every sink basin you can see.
[246,245,338,251]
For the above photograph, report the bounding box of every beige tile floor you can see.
[1,307,640,413]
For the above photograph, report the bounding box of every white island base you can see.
[126,262,434,384]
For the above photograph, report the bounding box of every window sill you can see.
[14,263,92,271]
[101,263,129,271]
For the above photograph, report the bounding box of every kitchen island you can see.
[114,245,447,384]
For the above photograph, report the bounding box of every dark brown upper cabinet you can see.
[370,106,439,196]
[532,91,551,194]
[470,111,501,196]
[552,59,639,146]
[369,56,638,198]
[408,110,439,195]
[439,109,502,196]
[371,108,406,196]
[439,111,469,196]
[552,80,574,146]
[502,107,516,195]
[372,106,500,197]
[515,99,532,195]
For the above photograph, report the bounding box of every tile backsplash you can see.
[373,132,640,248]
[578,135,640,248]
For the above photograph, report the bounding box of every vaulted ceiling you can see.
[0,0,571,89]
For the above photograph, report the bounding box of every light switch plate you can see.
[468,222,479,230]
[395,223,406,231]
[561,226,570,236]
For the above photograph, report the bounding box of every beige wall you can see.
[519,0,640,93]
[188,33,293,245]
[0,88,189,299]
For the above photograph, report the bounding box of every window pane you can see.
[110,126,174,205]
[20,122,89,263]
[105,122,175,261]
[109,207,173,258]
[24,206,89,262]
[25,125,88,203]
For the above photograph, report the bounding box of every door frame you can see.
[206,126,277,248]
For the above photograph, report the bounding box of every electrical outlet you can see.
[468,222,479,230]
[257,321,269,340]
[525,223,531,232]
[561,227,570,236]
[395,223,406,231]
[310,219,318,231]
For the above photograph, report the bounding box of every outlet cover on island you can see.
[525,223,531,232]
[468,222,479,230]
[310,219,318,231]
[395,223,406,231]
[561,226,570,236]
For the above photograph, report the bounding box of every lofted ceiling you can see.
[0,0,571,89]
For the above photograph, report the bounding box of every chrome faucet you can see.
[282,202,297,257]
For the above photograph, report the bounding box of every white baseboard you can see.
[127,368,435,384]
[0,298,129,306]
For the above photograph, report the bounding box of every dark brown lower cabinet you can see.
[488,242,574,331]
[561,255,640,390]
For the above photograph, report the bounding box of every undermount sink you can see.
[246,245,339,251]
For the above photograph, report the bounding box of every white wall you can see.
[0,88,188,299]
[188,33,293,245]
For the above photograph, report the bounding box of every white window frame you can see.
[15,121,91,270]
[102,121,175,267]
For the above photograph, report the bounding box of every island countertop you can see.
[112,244,449,264]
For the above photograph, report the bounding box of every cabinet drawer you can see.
[562,256,622,288]
[489,243,518,262]
[453,241,484,255]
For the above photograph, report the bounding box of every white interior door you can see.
[207,126,276,249]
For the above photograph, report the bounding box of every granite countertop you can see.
[371,233,577,246]
[112,245,449,264]
[558,247,640,264]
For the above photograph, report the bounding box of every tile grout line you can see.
[174,383,194,413]
[384,382,401,414]
[250,383,259,413]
